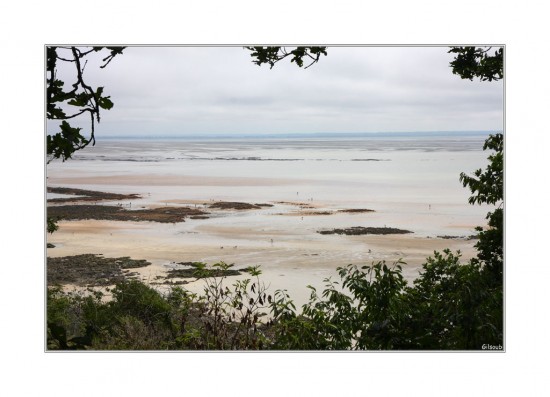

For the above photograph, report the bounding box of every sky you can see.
[49,46,504,137]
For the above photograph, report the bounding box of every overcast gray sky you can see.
[50,46,504,137]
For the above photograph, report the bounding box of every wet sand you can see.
[47,210,479,306]
[49,173,308,187]
[46,138,487,306]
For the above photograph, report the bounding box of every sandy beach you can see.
[46,136,489,306]
[47,184,480,306]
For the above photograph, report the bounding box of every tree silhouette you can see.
[46,46,125,162]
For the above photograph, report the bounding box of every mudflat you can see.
[47,186,480,307]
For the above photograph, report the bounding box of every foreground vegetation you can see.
[47,134,503,351]
[47,250,501,350]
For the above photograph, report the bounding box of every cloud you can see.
[50,46,504,136]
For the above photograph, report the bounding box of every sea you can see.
[46,131,498,304]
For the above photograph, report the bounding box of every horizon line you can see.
[100,130,499,140]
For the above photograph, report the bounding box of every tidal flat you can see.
[46,134,492,306]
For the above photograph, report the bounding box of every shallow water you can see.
[47,133,495,305]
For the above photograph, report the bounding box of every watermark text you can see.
[482,344,503,350]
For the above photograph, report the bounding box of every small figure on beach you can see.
[270,238,274,245]
[429,204,431,210]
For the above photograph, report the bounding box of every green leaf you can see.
[98,97,114,110]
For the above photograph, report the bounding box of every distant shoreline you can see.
[99,130,497,141]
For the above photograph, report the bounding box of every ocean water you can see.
[48,133,492,233]
[47,132,497,303]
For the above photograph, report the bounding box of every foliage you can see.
[47,282,173,350]
[47,254,502,350]
[460,133,504,280]
[46,46,125,162]
[47,287,100,349]
[47,217,59,234]
[448,46,503,82]
[246,46,327,69]
[395,131,503,348]
[269,261,408,350]
[460,134,503,206]
[245,46,504,82]
[46,263,273,350]
[268,250,502,350]
[187,262,271,349]
[109,280,172,327]
[405,250,502,349]
[474,206,503,278]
